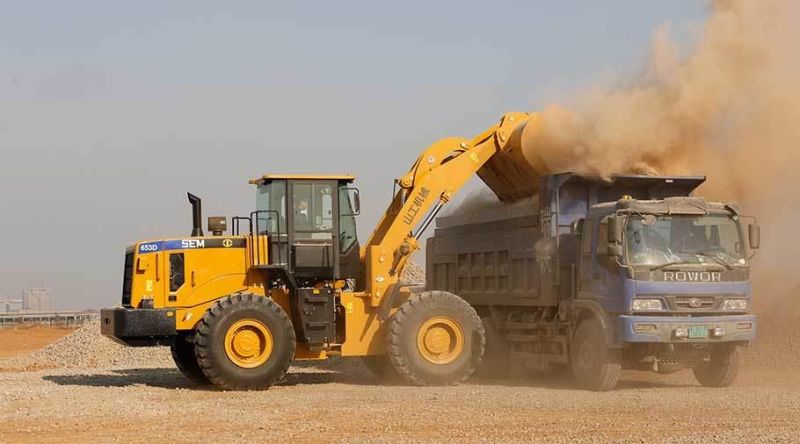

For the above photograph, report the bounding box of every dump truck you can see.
[426,173,760,390]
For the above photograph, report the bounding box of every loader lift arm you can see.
[361,111,541,307]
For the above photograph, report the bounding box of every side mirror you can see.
[607,216,622,244]
[341,187,361,216]
[353,189,361,215]
[607,244,623,258]
[748,223,761,250]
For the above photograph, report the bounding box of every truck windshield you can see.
[625,214,745,267]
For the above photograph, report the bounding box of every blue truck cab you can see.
[426,173,760,390]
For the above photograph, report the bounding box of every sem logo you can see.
[181,239,205,249]
[222,239,233,248]
[663,271,722,282]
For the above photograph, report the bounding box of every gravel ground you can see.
[0,364,797,442]
[1,322,799,442]
[1,288,798,442]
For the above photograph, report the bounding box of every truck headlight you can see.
[631,298,665,311]
[721,299,749,310]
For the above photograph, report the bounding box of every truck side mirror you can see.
[748,223,760,249]
[607,216,622,244]
[607,244,623,258]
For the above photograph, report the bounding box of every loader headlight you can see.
[721,299,749,310]
[631,298,665,311]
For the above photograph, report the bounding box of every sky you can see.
[0,1,708,309]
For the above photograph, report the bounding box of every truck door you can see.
[288,181,336,281]
[580,216,621,307]
[578,218,594,292]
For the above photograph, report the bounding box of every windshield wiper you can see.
[651,260,693,271]
[693,251,733,270]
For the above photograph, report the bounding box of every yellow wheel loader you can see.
[101,112,543,389]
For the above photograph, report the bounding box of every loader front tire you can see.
[387,291,484,386]
[170,334,209,384]
[195,294,295,390]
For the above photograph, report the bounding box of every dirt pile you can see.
[400,261,425,284]
[0,320,172,371]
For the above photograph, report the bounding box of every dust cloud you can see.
[450,0,799,366]
[517,0,800,366]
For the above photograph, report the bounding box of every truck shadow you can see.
[472,371,697,391]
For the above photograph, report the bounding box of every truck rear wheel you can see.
[170,334,209,384]
[571,318,621,391]
[692,344,742,387]
[473,317,510,379]
[195,294,295,390]
[386,291,484,386]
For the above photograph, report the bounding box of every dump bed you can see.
[426,173,706,308]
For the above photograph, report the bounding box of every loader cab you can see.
[250,174,361,285]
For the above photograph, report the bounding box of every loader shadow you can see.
[44,368,211,390]
[42,364,380,390]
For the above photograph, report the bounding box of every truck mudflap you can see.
[617,314,756,343]
[100,307,177,347]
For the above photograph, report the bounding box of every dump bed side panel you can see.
[426,213,557,307]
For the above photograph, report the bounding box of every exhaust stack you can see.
[187,193,204,237]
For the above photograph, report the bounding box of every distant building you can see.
[24,287,51,312]
[0,298,24,313]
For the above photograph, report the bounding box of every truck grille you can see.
[122,251,134,307]
[671,296,716,310]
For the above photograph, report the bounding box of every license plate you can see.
[688,326,708,339]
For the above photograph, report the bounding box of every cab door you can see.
[288,181,337,281]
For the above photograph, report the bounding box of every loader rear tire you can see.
[170,334,209,384]
[571,318,621,391]
[387,291,484,386]
[693,344,742,387]
[195,294,295,390]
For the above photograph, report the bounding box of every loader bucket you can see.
[477,113,546,202]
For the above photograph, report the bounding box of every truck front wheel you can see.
[692,344,742,387]
[571,318,621,391]
[387,291,485,385]
[194,294,296,390]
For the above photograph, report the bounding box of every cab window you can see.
[338,186,358,253]
[256,180,286,234]
[292,182,333,240]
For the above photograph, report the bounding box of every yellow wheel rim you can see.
[416,316,464,365]
[224,319,273,369]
